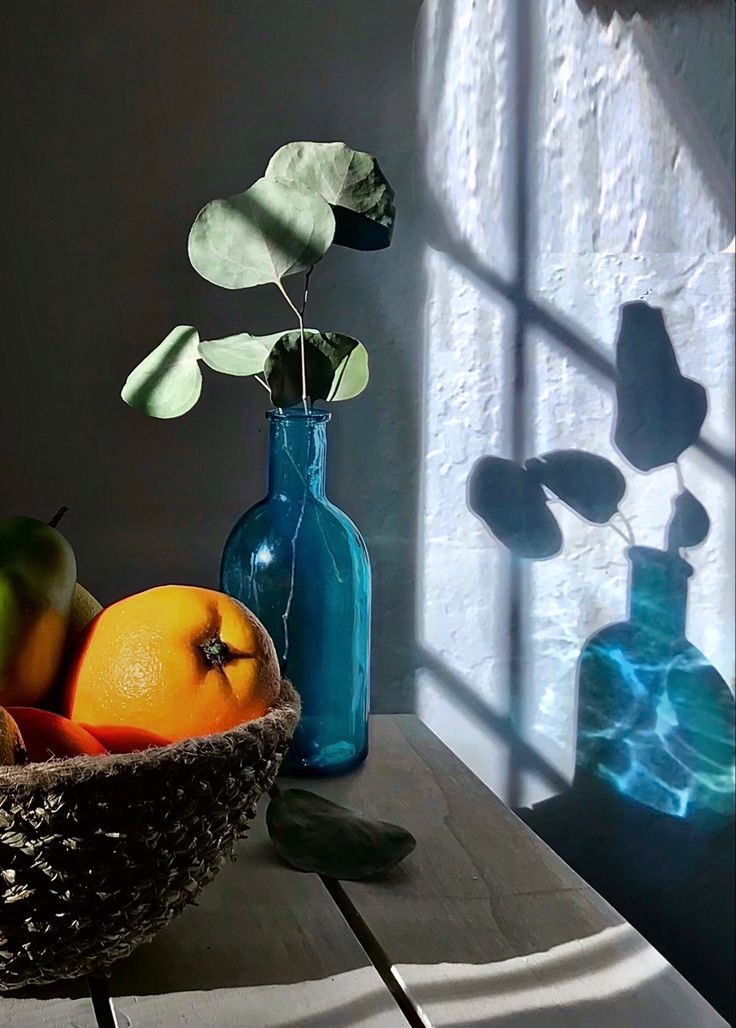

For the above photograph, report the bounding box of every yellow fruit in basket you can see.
[0,514,76,707]
[64,585,281,742]
[0,705,26,766]
[68,583,103,642]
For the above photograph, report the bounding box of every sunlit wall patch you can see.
[416,0,735,808]
[470,302,735,817]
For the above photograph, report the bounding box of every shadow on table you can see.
[2,977,90,1002]
[516,771,736,1025]
[100,827,382,997]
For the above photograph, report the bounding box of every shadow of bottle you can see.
[518,545,735,1022]
[576,544,734,819]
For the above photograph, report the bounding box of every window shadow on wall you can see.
[416,0,735,1018]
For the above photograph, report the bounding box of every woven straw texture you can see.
[0,679,299,990]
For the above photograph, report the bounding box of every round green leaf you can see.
[329,342,369,401]
[266,141,395,250]
[265,331,335,408]
[667,489,710,551]
[188,177,335,289]
[121,326,201,419]
[198,332,276,376]
[469,456,563,559]
[264,330,365,407]
[614,302,706,471]
[266,787,416,880]
[525,450,626,524]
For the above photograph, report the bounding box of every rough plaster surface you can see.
[532,3,734,253]
[417,0,735,805]
[419,0,515,277]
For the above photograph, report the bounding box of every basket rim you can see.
[0,678,300,793]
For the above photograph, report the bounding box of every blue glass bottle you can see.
[220,408,370,774]
[576,546,735,818]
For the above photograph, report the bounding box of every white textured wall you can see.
[417,0,735,806]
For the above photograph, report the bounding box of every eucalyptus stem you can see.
[609,521,630,545]
[546,492,634,547]
[616,510,636,546]
[276,277,309,413]
[300,267,313,317]
[254,374,270,392]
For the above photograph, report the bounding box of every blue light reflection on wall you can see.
[576,546,735,818]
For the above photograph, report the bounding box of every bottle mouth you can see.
[266,407,331,424]
[627,545,693,578]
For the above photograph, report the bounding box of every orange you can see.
[64,586,281,742]
[7,707,107,762]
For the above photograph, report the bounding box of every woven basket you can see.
[0,679,299,990]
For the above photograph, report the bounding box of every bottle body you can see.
[221,410,370,774]
[576,546,734,817]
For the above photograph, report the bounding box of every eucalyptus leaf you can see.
[329,342,369,401]
[198,332,278,376]
[266,334,333,408]
[526,450,626,524]
[121,326,202,419]
[667,489,710,551]
[613,302,707,471]
[265,330,364,407]
[468,456,563,559]
[266,141,395,250]
[305,330,358,371]
[188,177,335,289]
[266,787,416,880]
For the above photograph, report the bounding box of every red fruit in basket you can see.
[6,707,107,762]
[82,724,170,754]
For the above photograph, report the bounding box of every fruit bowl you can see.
[0,678,299,990]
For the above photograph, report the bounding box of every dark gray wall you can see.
[0,0,424,711]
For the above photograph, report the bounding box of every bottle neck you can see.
[627,547,691,639]
[267,410,329,500]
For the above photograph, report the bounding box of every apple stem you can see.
[48,506,69,528]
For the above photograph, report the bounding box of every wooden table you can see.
[2,717,729,1027]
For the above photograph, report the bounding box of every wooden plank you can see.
[106,803,406,1027]
[112,970,406,1028]
[303,715,728,1028]
[390,923,728,1027]
[1,989,97,1028]
[1,977,97,1027]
